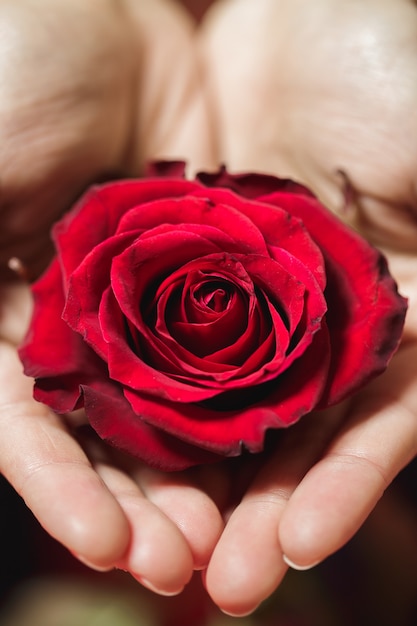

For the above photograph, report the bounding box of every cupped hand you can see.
[0,0,221,598]
[199,0,417,615]
[0,302,223,593]
[0,0,213,280]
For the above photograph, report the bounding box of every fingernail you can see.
[282,554,320,571]
[139,578,184,597]
[193,563,207,572]
[73,553,113,572]
[221,607,258,618]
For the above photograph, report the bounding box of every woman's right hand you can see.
[0,0,221,597]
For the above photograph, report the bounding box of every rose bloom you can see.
[19,163,407,470]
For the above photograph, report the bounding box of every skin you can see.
[1,0,417,617]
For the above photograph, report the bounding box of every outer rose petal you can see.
[81,384,222,470]
[145,160,188,179]
[18,259,107,412]
[63,231,136,360]
[260,191,408,405]
[197,166,315,201]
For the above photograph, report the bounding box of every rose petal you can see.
[135,220,239,250]
[197,166,315,200]
[53,179,201,285]
[116,195,269,257]
[189,187,327,290]
[63,231,135,360]
[242,252,327,372]
[145,160,187,179]
[18,259,107,412]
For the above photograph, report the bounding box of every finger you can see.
[205,406,344,616]
[205,500,288,617]
[95,463,194,596]
[132,466,224,570]
[0,342,130,569]
[279,343,417,569]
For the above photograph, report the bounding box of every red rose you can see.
[19,163,407,470]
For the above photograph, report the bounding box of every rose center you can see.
[195,281,232,313]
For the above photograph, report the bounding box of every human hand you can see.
[0,0,222,597]
[198,0,417,615]
[0,0,213,280]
